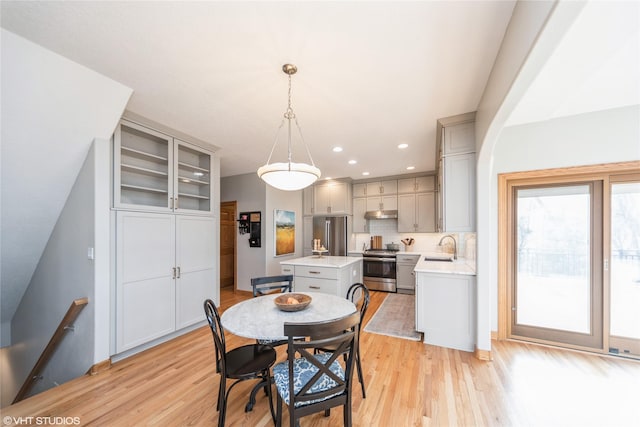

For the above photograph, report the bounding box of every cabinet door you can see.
[175,216,216,329]
[116,212,176,352]
[415,192,436,232]
[366,197,383,212]
[174,140,213,214]
[415,176,435,192]
[352,198,368,233]
[396,264,415,290]
[397,193,416,232]
[397,178,415,194]
[381,195,397,210]
[314,184,331,214]
[444,153,476,231]
[443,121,475,155]
[114,120,173,211]
[365,182,381,196]
[303,216,313,252]
[380,180,397,195]
[303,186,315,215]
[328,181,350,214]
[352,183,367,198]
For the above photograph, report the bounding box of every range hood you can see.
[365,210,398,220]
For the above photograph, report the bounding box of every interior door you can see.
[511,182,603,349]
[220,201,237,289]
[608,177,640,356]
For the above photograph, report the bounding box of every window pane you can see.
[516,185,591,333]
[610,182,640,339]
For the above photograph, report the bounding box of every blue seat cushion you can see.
[273,352,345,407]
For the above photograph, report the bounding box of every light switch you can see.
[87,247,95,260]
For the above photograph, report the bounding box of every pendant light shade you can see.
[257,64,321,191]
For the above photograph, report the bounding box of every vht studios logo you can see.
[2,416,81,426]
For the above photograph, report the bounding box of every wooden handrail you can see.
[13,297,89,404]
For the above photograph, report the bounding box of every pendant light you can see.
[257,64,321,191]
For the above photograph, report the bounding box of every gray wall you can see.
[221,173,267,292]
[5,143,99,405]
[221,173,304,291]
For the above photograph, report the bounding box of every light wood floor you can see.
[3,288,640,426]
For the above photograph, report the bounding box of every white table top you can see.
[279,256,362,268]
[221,292,356,340]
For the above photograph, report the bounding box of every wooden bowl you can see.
[274,293,312,312]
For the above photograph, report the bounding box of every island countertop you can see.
[280,256,362,269]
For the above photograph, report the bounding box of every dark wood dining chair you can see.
[315,283,370,398]
[273,311,361,427]
[203,299,276,427]
[251,274,294,297]
[251,275,294,348]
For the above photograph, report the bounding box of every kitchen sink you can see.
[424,256,454,262]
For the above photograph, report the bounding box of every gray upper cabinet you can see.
[313,180,352,215]
[303,186,315,215]
[436,112,476,232]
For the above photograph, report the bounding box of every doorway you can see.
[498,162,640,357]
[220,201,237,290]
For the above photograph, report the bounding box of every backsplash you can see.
[352,219,476,260]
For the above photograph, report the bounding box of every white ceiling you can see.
[0,0,517,181]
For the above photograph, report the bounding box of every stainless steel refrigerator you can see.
[312,216,350,256]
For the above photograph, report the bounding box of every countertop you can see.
[280,256,363,268]
[414,256,476,276]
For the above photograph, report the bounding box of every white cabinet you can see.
[352,183,367,198]
[365,180,397,196]
[302,216,313,256]
[398,192,435,232]
[303,186,314,215]
[443,153,476,232]
[114,120,214,214]
[436,114,476,232]
[116,211,215,352]
[352,198,368,233]
[398,176,435,194]
[314,180,351,215]
[443,121,475,155]
[365,195,397,212]
[415,271,476,352]
[280,260,363,297]
[396,254,420,293]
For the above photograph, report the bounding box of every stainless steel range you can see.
[362,249,398,292]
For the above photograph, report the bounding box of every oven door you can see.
[363,257,396,292]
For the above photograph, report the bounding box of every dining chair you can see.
[315,283,370,398]
[251,274,294,297]
[273,311,361,427]
[251,275,294,348]
[203,299,277,427]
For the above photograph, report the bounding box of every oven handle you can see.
[364,257,396,262]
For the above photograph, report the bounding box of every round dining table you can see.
[221,292,356,341]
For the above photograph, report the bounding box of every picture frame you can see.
[274,209,295,256]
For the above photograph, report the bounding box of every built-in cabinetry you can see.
[436,113,476,232]
[397,175,436,232]
[114,120,213,213]
[312,180,351,215]
[115,211,215,352]
[113,119,217,354]
[352,197,368,233]
[415,270,476,352]
[280,257,363,297]
[396,254,420,293]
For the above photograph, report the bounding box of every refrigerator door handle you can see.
[325,220,331,255]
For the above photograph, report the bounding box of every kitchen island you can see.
[414,256,476,352]
[280,256,363,297]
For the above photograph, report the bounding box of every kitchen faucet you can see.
[438,234,457,260]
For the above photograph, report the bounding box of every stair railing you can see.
[12,297,89,404]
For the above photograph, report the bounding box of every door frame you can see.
[498,161,640,354]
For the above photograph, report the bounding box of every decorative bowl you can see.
[274,293,312,312]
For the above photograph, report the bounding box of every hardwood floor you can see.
[3,288,640,426]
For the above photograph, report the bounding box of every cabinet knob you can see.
[309,285,321,290]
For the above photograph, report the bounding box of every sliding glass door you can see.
[609,179,640,356]
[512,182,603,348]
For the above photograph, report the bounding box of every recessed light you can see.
[398,143,409,149]
[332,147,343,153]
[348,160,357,165]
[362,172,370,176]
[406,166,415,170]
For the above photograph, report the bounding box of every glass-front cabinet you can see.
[114,120,213,214]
